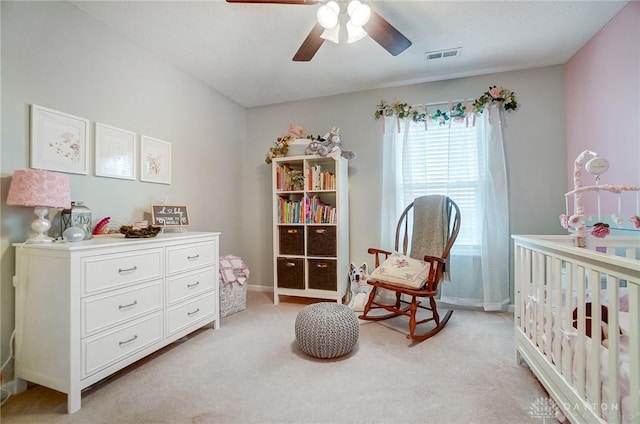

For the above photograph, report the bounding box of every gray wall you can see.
[1,1,246,378]
[1,1,569,382]
[242,66,568,292]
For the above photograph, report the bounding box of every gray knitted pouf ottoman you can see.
[295,302,359,359]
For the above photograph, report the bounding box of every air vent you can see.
[425,47,462,61]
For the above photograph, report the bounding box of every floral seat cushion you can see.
[369,253,431,289]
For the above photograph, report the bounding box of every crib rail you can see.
[513,235,639,424]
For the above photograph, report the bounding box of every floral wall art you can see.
[30,104,89,174]
[140,135,171,184]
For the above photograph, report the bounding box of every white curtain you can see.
[379,106,510,311]
[380,117,409,249]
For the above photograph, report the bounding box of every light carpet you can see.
[1,290,548,424]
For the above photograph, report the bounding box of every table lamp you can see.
[6,169,71,243]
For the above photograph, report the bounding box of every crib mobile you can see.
[560,150,640,247]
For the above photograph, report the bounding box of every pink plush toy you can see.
[287,123,306,139]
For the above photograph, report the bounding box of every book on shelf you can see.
[275,165,303,191]
[306,165,335,191]
[306,195,337,224]
[278,197,303,223]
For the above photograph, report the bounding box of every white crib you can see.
[513,235,639,423]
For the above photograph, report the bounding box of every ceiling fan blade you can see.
[226,0,318,4]
[293,23,325,62]
[364,10,412,56]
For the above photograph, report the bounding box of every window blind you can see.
[400,119,484,254]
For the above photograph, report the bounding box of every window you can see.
[398,119,484,254]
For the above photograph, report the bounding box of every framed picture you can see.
[30,104,90,175]
[140,135,171,184]
[151,205,190,227]
[95,123,137,180]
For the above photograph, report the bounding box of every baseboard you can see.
[1,379,16,397]
[247,284,273,293]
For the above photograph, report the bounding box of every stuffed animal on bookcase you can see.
[305,127,356,160]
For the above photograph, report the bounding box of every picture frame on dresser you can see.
[95,123,137,180]
[30,104,90,175]
[140,135,171,184]
[151,204,190,227]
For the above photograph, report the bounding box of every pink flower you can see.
[568,214,585,229]
[590,222,610,238]
[559,214,569,229]
[490,86,503,98]
[631,215,640,229]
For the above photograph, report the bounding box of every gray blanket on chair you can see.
[410,195,450,280]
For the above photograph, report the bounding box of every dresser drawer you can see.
[167,242,216,275]
[166,293,216,336]
[82,249,162,295]
[83,312,162,378]
[167,267,216,306]
[82,281,162,336]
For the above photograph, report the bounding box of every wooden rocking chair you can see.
[359,195,461,342]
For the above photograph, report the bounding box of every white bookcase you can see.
[271,154,349,304]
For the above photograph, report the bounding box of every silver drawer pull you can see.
[315,229,326,234]
[285,262,296,267]
[118,300,138,310]
[119,335,138,346]
[316,263,328,268]
[187,281,200,289]
[187,254,200,260]
[187,308,200,317]
[118,266,138,274]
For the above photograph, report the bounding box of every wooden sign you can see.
[151,205,190,227]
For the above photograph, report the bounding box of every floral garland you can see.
[265,123,319,164]
[374,85,518,126]
[265,134,294,164]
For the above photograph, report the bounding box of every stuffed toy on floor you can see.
[348,263,371,312]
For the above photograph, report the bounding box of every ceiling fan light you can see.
[350,3,371,27]
[326,1,340,15]
[347,0,362,17]
[346,20,367,43]
[317,5,338,29]
[320,23,340,44]
[348,1,371,27]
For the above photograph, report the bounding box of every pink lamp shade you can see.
[7,169,71,243]
[7,169,70,208]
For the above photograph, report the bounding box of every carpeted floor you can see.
[1,290,549,423]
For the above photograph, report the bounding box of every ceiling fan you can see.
[226,0,412,61]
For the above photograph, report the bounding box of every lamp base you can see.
[27,233,55,243]
[29,206,53,243]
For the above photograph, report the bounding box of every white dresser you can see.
[13,231,220,413]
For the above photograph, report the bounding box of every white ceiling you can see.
[69,0,628,108]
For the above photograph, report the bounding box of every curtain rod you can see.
[414,99,475,108]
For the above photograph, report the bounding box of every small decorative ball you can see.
[63,226,85,242]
